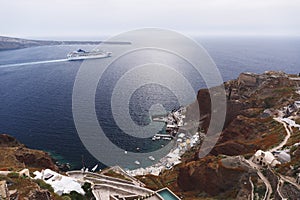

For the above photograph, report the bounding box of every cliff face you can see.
[0,133,22,147]
[0,134,58,171]
[156,71,300,199]
[177,156,254,196]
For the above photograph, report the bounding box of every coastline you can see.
[0,35,131,51]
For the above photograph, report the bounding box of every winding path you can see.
[268,116,300,199]
[249,176,254,200]
[269,118,291,152]
[243,116,295,200]
[244,159,272,200]
[276,178,286,200]
[279,174,300,190]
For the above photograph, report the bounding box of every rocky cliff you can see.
[141,71,300,199]
[0,134,58,171]
[0,134,62,199]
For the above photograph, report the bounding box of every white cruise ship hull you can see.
[67,51,112,61]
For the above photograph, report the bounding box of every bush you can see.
[59,183,96,200]
[7,172,19,179]
[61,196,72,200]
[82,182,95,199]
[264,97,275,108]
[68,191,85,200]
[34,179,54,192]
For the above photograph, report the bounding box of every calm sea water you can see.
[0,37,299,169]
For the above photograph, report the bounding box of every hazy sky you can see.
[1,0,300,39]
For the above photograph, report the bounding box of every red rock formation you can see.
[177,156,252,197]
[0,134,58,171]
[0,134,22,147]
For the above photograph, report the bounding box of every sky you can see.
[1,0,300,40]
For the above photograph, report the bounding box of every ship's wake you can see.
[0,58,69,68]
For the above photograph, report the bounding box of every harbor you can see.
[127,106,203,176]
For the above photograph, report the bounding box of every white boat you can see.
[134,160,140,165]
[91,164,98,172]
[148,156,155,161]
[67,49,112,61]
[152,137,156,141]
[152,135,160,141]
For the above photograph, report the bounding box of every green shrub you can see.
[82,182,94,199]
[34,179,54,192]
[68,191,85,200]
[7,172,19,178]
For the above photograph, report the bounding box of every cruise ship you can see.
[67,49,112,61]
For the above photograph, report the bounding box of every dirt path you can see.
[269,118,291,152]
[242,116,294,200]
[244,159,272,200]
[249,176,254,200]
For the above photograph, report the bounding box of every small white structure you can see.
[176,138,183,143]
[190,134,200,147]
[166,124,177,128]
[0,168,30,178]
[253,150,281,167]
[19,169,30,177]
[294,101,300,109]
[274,151,291,163]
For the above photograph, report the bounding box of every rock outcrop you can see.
[28,189,52,200]
[0,134,22,147]
[0,134,58,171]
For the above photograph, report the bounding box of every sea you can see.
[0,36,299,170]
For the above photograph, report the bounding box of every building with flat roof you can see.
[253,150,281,167]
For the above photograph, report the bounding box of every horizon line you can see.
[1,31,300,41]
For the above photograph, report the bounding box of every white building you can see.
[274,151,291,163]
[34,169,85,195]
[253,150,281,167]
